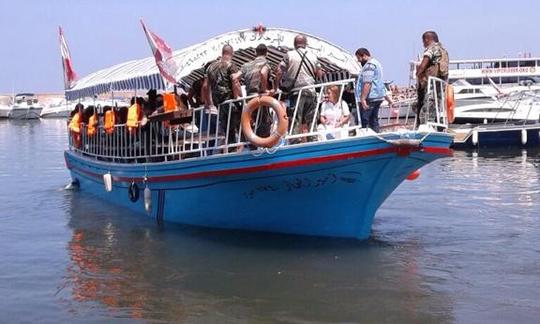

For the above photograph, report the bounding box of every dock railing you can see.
[68,78,448,163]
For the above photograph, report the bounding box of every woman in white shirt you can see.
[317,85,350,140]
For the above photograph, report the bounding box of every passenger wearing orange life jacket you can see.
[68,110,81,133]
[162,93,177,113]
[103,107,115,135]
[68,103,84,147]
[87,110,98,136]
[126,97,143,133]
[160,92,179,128]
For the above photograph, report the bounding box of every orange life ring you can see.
[241,96,288,148]
[445,84,455,123]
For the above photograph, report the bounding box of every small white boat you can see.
[0,96,12,118]
[9,93,43,119]
[40,98,70,118]
[0,104,10,118]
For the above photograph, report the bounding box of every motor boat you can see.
[9,93,43,119]
[453,88,540,124]
[63,27,453,240]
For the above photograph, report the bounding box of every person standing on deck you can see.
[234,43,273,138]
[275,34,323,142]
[355,48,391,133]
[203,45,242,150]
[414,31,449,124]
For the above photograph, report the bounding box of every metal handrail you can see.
[68,78,448,163]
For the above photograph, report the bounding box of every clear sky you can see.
[0,0,538,93]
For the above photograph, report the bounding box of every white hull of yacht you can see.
[40,106,71,118]
[453,97,540,124]
[8,107,43,119]
[0,105,11,118]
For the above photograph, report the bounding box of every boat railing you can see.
[492,90,540,125]
[378,99,416,132]
[68,78,447,163]
[378,77,449,132]
[417,76,451,131]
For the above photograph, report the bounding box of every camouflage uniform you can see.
[240,57,272,137]
[206,59,240,145]
[417,42,449,124]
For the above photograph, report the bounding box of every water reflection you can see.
[62,193,453,323]
[446,148,540,210]
[2,118,538,322]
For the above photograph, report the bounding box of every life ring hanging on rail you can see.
[445,84,455,124]
[241,96,288,148]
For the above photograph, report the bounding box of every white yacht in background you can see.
[453,88,540,124]
[0,96,12,118]
[9,93,43,119]
[447,56,540,86]
[451,79,499,106]
[410,56,540,123]
[0,104,11,118]
[410,56,540,89]
[40,97,69,118]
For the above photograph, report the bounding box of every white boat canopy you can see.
[66,27,361,100]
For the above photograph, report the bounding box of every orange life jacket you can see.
[162,93,179,128]
[68,112,81,133]
[126,103,140,133]
[104,110,115,135]
[87,113,98,136]
[163,93,177,112]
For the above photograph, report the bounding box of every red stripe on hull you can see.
[66,146,452,183]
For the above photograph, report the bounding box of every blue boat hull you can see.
[65,133,452,239]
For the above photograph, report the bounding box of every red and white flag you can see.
[58,26,77,89]
[140,19,178,85]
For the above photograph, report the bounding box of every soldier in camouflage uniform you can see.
[204,45,242,149]
[234,44,273,138]
[415,31,449,125]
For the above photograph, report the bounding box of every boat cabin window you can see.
[500,76,519,83]
[464,77,496,85]
[458,63,475,69]
[458,88,485,94]
[507,61,518,68]
[481,62,493,69]
[518,77,538,84]
[519,60,535,67]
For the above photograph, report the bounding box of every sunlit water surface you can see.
[0,119,539,323]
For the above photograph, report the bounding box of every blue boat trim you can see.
[66,145,452,184]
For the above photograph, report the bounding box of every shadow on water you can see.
[59,191,455,323]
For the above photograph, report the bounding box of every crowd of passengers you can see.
[70,33,436,153]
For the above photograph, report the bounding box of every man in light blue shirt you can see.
[354,48,391,132]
